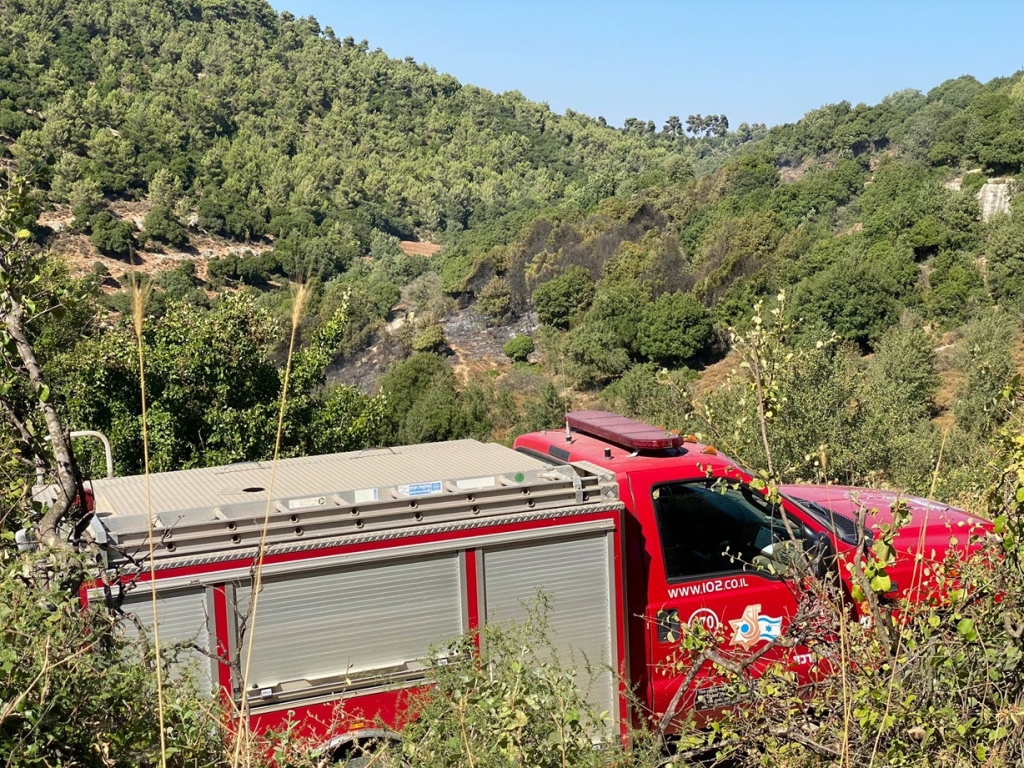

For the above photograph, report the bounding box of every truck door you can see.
[632,473,815,725]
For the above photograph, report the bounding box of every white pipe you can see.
[47,430,115,478]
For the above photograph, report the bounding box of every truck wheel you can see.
[328,734,404,766]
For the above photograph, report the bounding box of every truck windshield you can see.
[653,481,805,580]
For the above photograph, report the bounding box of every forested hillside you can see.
[2,0,1024,501]
[6,1,1024,766]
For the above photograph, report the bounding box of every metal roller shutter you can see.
[121,588,213,694]
[482,533,615,721]
[235,553,463,689]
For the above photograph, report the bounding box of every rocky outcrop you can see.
[977,179,1015,221]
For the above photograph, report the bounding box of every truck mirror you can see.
[807,531,836,580]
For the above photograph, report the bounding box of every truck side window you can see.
[653,481,803,580]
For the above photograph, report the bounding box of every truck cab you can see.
[514,410,989,728]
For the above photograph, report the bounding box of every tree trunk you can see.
[3,300,83,545]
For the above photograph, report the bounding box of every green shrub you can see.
[790,253,905,348]
[503,334,535,362]
[637,291,714,367]
[142,205,188,248]
[561,323,630,389]
[532,267,595,329]
[386,599,649,768]
[476,275,513,324]
[411,323,448,353]
[522,381,568,432]
[89,211,135,259]
[206,254,238,282]
[0,553,225,766]
[601,363,694,430]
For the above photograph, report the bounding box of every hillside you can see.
[1,0,1024,502]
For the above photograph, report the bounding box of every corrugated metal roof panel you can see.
[89,440,550,519]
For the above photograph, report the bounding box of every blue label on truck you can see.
[398,481,443,497]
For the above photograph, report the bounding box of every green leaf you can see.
[956,618,977,642]
[38,384,50,403]
[870,573,891,593]
[15,228,31,240]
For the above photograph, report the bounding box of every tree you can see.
[637,291,715,368]
[585,280,650,358]
[89,211,135,259]
[663,115,683,137]
[531,267,595,329]
[791,253,906,349]
[142,205,188,248]
[47,291,384,476]
[953,310,1018,437]
[476,276,513,324]
[560,324,630,389]
[376,352,469,444]
[685,114,706,136]
[68,177,104,232]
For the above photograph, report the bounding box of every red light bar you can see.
[565,410,682,451]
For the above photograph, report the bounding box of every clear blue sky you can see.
[269,1,1024,129]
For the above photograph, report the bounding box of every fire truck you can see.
[68,410,987,758]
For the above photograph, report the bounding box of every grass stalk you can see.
[867,428,948,767]
[232,283,308,768]
[131,277,167,768]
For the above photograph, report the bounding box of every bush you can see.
[522,381,568,432]
[476,275,513,324]
[561,323,630,389]
[636,291,714,367]
[142,205,189,248]
[206,254,238,282]
[532,267,595,329]
[503,334,535,363]
[387,600,648,768]
[0,553,225,766]
[411,323,448,353]
[235,250,277,285]
[89,211,135,258]
[601,363,694,430]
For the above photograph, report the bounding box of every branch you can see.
[851,502,895,660]
[2,299,85,544]
[748,336,775,478]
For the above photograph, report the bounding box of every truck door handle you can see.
[656,609,680,643]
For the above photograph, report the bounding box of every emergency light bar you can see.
[566,410,682,451]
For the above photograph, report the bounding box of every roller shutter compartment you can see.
[482,533,615,722]
[235,552,463,690]
[120,587,213,694]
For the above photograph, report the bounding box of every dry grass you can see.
[397,240,441,257]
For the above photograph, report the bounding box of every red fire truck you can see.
[70,410,987,758]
